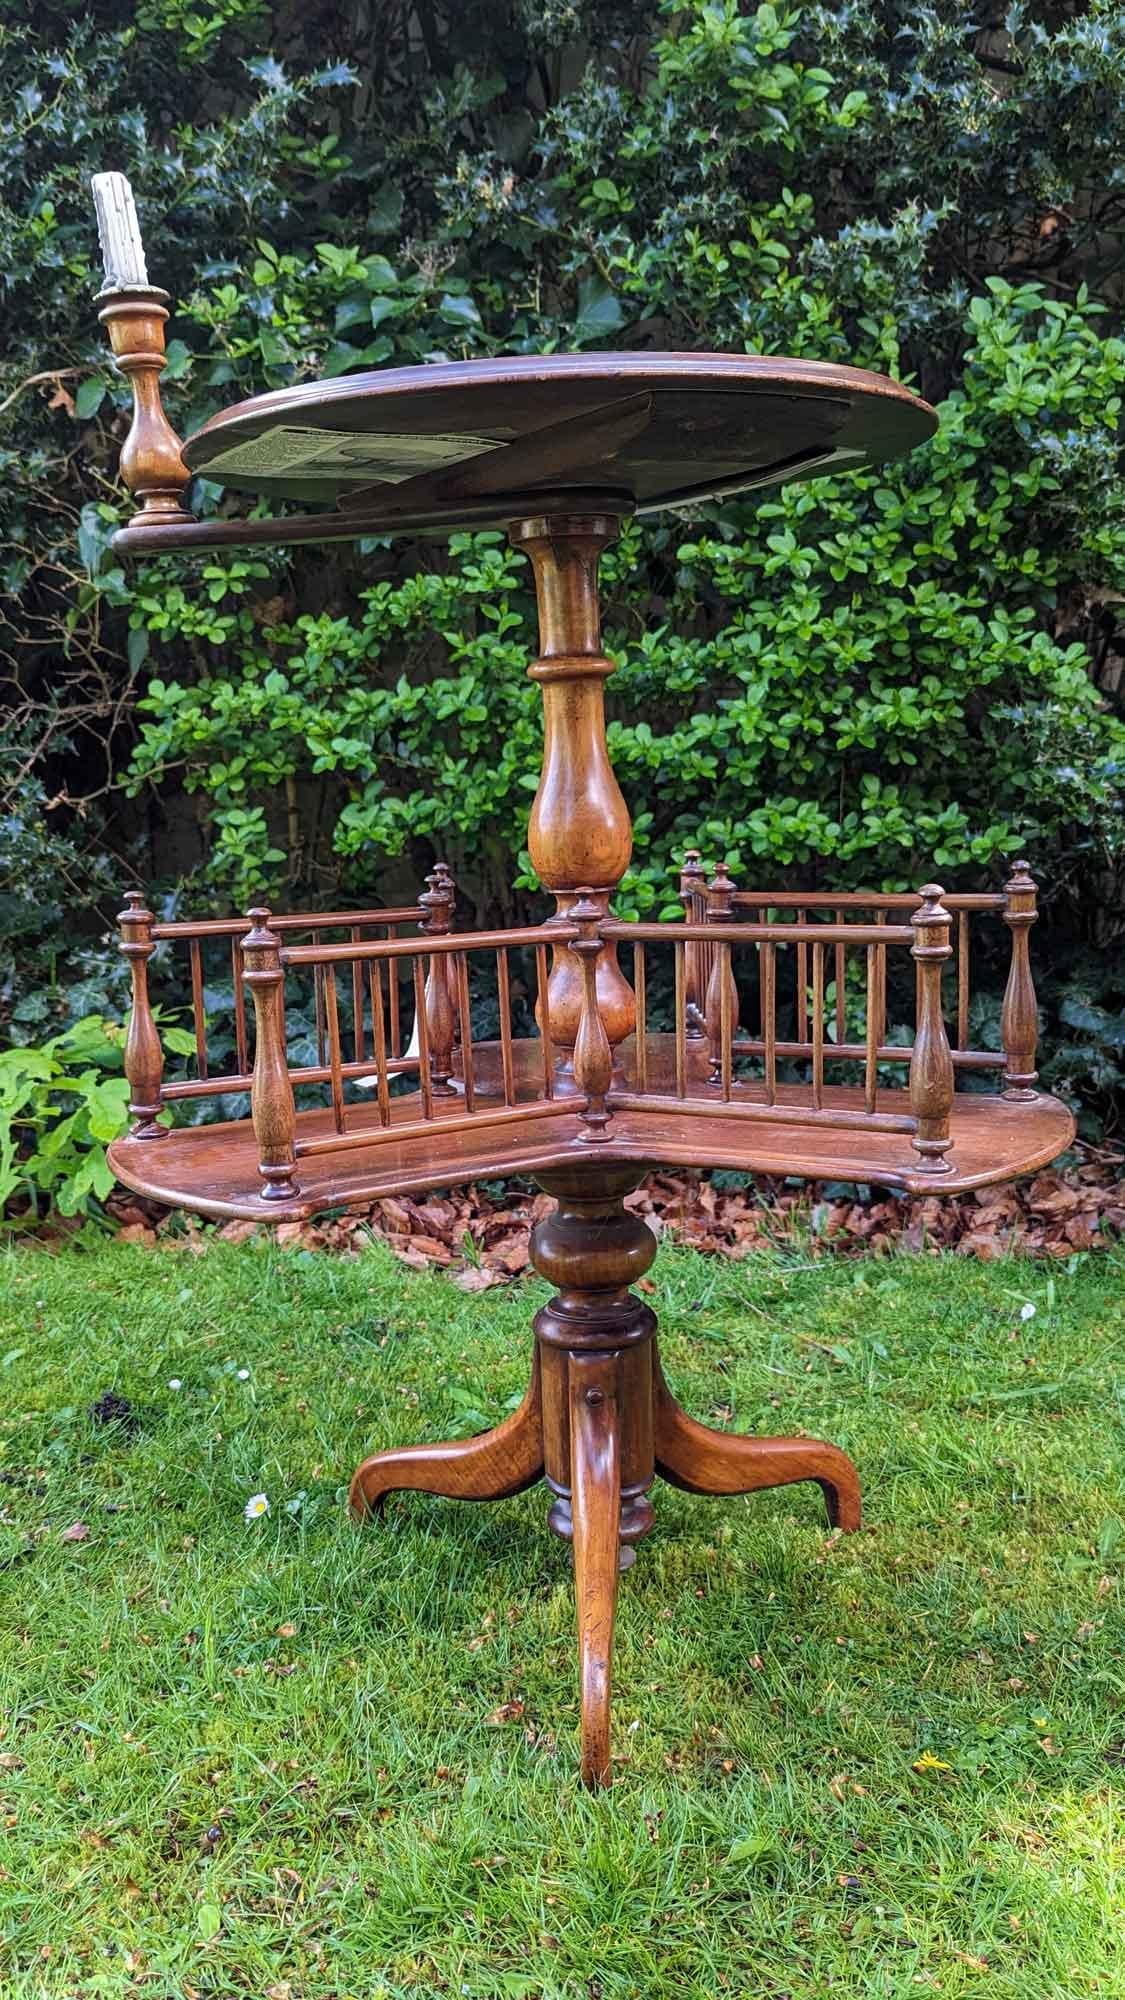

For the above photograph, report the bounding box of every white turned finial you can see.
[91,172,150,292]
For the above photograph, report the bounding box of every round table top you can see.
[181,351,938,519]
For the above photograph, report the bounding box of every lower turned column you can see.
[530,1164,657,1786]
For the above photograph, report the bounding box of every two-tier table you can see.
[90,203,1073,1784]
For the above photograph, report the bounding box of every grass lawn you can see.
[0,1231,1121,1999]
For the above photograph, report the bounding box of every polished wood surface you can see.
[1001,860,1040,1099]
[242,909,299,1202]
[568,1349,623,1789]
[349,1348,545,1519]
[908,886,955,1173]
[515,514,636,1052]
[181,352,938,511]
[108,1047,1075,1220]
[653,1352,861,1531]
[97,288,192,529]
[117,891,163,1139]
[343,1165,863,1783]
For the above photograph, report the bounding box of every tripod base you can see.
[349,1167,861,1787]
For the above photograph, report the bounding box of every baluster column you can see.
[570,897,613,1140]
[704,861,739,1083]
[909,884,954,1174]
[420,860,457,1092]
[510,514,635,1064]
[117,890,164,1139]
[1001,859,1039,1101]
[242,909,299,1202]
[679,848,709,1038]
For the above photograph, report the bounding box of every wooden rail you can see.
[118,862,1041,1199]
[611,900,953,1172]
[676,854,1039,1092]
[116,869,456,1133]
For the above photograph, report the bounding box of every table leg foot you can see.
[569,1348,622,1789]
[348,1349,544,1521]
[653,1351,861,1532]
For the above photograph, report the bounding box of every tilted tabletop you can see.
[179,350,938,522]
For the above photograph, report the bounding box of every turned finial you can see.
[1001,857,1039,1099]
[241,908,299,1202]
[909,883,954,1173]
[117,886,164,1140]
[679,849,707,898]
[707,858,736,916]
[679,850,710,1039]
[420,860,457,933]
[90,172,194,531]
[569,893,613,1139]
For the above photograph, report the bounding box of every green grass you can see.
[0,1233,1122,1999]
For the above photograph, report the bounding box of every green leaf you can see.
[369,185,404,236]
[438,292,482,329]
[75,378,107,420]
[162,340,193,381]
[197,1902,222,1942]
[573,273,624,343]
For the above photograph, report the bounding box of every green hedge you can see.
[1,1,1123,1118]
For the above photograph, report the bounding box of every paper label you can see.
[201,426,503,482]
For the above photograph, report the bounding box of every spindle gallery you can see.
[90,176,1074,1790]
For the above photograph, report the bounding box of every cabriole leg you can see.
[348,1350,544,1519]
[568,1347,622,1787]
[653,1350,861,1532]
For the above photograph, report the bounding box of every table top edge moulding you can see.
[88,173,1073,1791]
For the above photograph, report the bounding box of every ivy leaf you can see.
[370,185,404,236]
[77,504,112,577]
[74,378,106,421]
[162,340,193,382]
[438,293,482,329]
[573,273,625,344]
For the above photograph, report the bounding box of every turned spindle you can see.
[91,173,193,529]
[1001,858,1040,1101]
[117,890,165,1139]
[704,860,740,1082]
[420,861,457,1092]
[242,909,299,1202]
[679,848,710,1038]
[569,897,614,1139]
[909,884,955,1173]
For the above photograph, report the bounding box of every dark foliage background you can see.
[1,0,1123,1122]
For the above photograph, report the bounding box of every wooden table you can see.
[92,305,1074,1785]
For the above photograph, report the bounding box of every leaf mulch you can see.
[98,1143,1124,1285]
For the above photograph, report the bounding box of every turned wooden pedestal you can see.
[349,1164,860,1786]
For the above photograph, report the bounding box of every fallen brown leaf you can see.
[483,1699,525,1726]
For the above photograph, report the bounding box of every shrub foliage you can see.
[1,1,1122,1124]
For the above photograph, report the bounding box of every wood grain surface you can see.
[180,351,938,510]
[108,1042,1074,1221]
